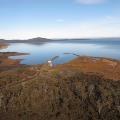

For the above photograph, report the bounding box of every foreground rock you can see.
[0,56,120,120]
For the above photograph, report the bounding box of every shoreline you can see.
[0,43,9,49]
[0,43,29,71]
[0,42,120,80]
[0,52,29,72]
[56,56,120,80]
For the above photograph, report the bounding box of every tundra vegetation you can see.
[0,43,120,120]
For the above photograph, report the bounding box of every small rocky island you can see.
[0,43,120,120]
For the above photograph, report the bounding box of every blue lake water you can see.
[0,39,120,65]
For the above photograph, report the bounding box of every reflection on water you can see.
[0,39,120,65]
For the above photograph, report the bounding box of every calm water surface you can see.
[0,39,120,65]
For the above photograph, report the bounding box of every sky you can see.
[0,0,120,39]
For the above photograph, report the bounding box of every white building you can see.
[48,60,53,67]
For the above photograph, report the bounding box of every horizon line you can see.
[0,36,120,40]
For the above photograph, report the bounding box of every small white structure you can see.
[48,60,53,67]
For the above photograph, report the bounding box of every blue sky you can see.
[0,0,120,39]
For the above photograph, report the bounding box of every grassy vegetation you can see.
[0,64,119,120]
[0,49,119,120]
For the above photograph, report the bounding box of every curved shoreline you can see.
[0,42,120,80]
[56,56,120,80]
[0,43,29,71]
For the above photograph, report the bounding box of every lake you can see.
[0,39,120,65]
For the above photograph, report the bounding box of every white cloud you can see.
[0,16,120,39]
[76,0,106,4]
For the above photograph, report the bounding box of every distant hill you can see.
[0,37,52,43]
[0,37,120,44]
[0,39,6,43]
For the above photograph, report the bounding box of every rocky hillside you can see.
[0,57,120,120]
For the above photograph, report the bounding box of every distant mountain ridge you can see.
[0,37,120,44]
[0,37,52,43]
